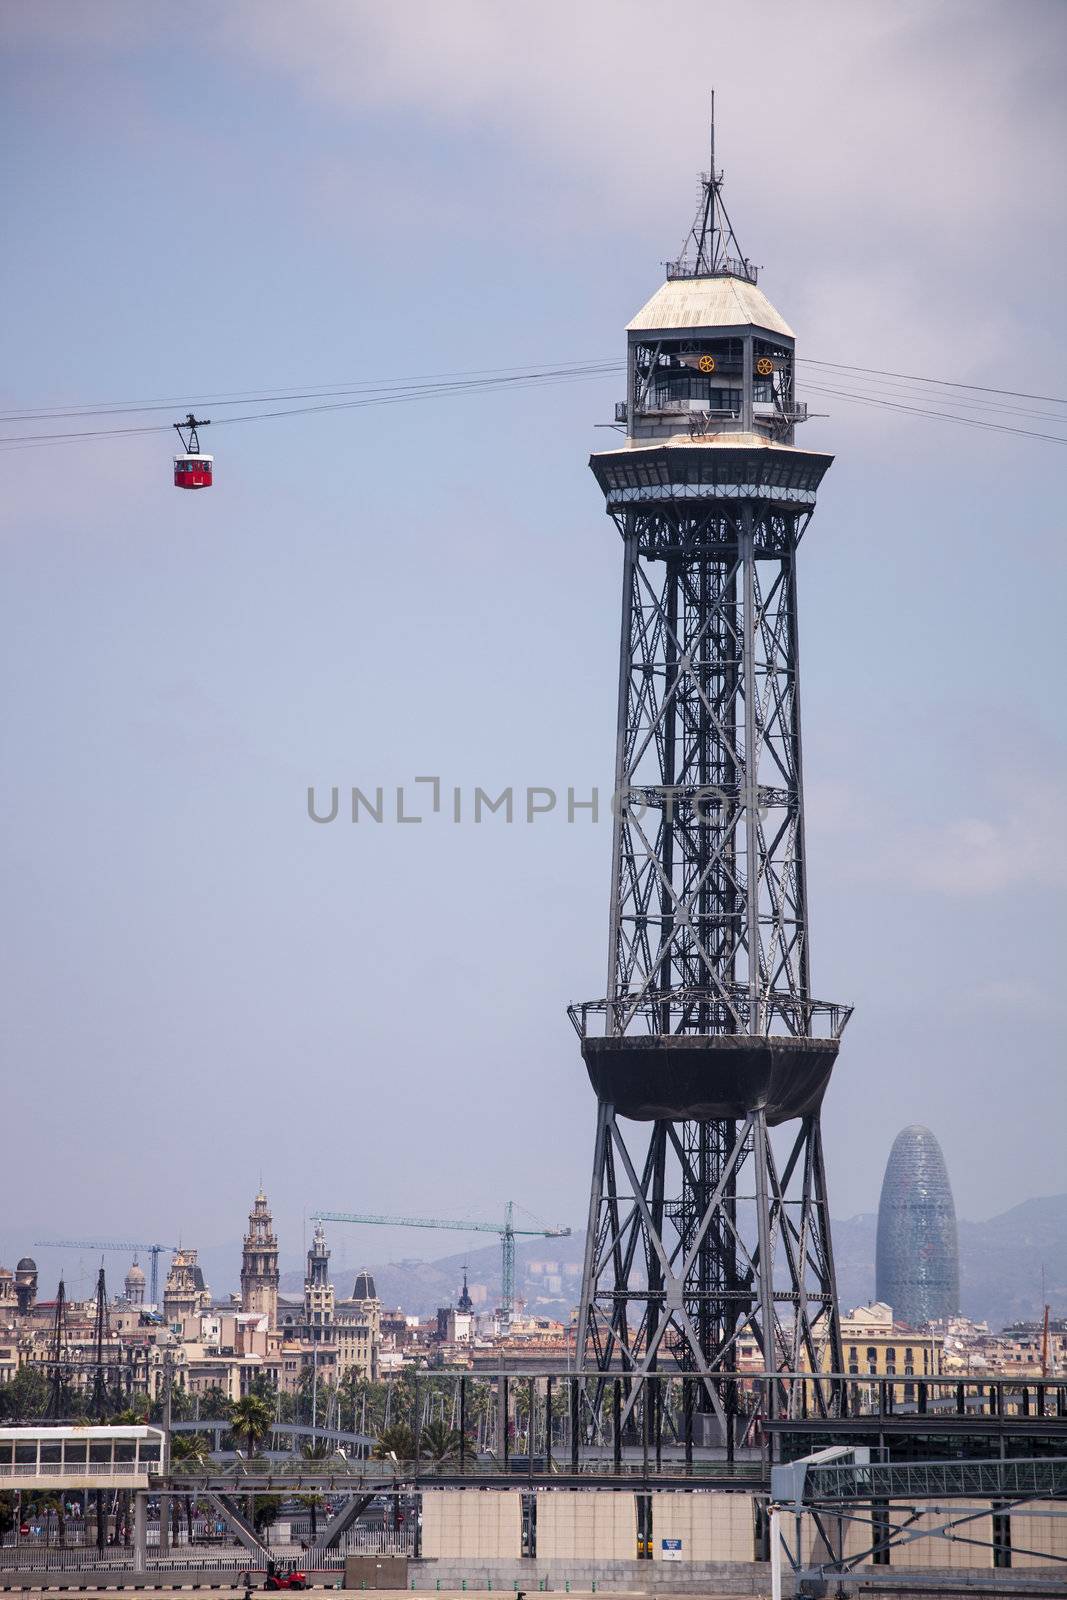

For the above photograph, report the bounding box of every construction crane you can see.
[311,1201,570,1322]
[34,1239,178,1308]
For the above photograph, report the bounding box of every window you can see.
[636,1494,653,1559]
[521,1492,537,1558]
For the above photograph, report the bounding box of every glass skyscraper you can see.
[875,1124,960,1327]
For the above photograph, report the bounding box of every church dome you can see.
[16,1257,36,1273]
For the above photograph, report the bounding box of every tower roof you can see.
[627,276,793,341]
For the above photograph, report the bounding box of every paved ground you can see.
[1,1590,766,1598]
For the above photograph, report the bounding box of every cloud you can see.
[212,2,1065,235]
[808,774,1067,897]
[6,4,1064,456]
[215,0,1067,423]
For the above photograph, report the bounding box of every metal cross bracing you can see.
[770,1449,1067,1586]
[606,509,815,1024]
[572,494,849,1438]
[571,129,850,1452]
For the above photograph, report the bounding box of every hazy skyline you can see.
[2,3,1064,1274]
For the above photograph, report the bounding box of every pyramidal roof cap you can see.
[627,274,794,340]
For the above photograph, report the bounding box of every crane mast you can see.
[35,1238,178,1307]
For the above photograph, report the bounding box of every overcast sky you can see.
[2,2,1065,1297]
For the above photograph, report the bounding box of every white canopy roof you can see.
[627,275,794,340]
[0,1425,164,1440]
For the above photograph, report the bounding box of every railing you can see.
[665,256,758,284]
[806,1456,1067,1502]
[170,1455,762,1493]
[0,1460,145,1479]
[0,1547,346,1573]
[568,988,852,1041]
[335,1528,416,1557]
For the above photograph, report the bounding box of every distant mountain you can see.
[279,1195,1067,1331]
[10,1195,1064,1332]
[765,1196,1067,1330]
[958,1195,1067,1327]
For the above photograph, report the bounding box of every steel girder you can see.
[575,494,847,1429]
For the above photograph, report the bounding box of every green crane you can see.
[310,1201,570,1321]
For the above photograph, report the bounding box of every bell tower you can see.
[240,1190,280,1329]
[571,112,850,1444]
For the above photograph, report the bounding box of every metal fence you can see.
[0,1547,348,1574]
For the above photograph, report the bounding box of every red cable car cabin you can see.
[174,452,213,489]
[172,413,213,489]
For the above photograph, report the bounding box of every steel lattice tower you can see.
[571,124,851,1442]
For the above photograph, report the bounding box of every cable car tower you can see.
[570,105,851,1445]
[173,412,213,489]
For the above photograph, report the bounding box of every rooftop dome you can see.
[16,1257,37,1273]
[126,1262,145,1282]
[352,1271,377,1301]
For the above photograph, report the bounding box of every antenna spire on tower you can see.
[668,92,756,283]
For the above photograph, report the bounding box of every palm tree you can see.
[111,1405,149,1544]
[299,1438,331,1545]
[228,1395,274,1457]
[418,1420,463,1463]
[373,1422,415,1461]
[169,1432,209,1545]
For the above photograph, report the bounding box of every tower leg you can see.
[575,1103,843,1433]
[133,1491,147,1573]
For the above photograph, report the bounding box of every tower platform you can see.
[579,1032,840,1124]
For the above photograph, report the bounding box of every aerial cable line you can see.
[1,357,1063,429]
[2,357,1065,451]
[800,374,1067,424]
[0,363,624,450]
[0,358,622,425]
[803,381,1067,444]
[798,357,1067,407]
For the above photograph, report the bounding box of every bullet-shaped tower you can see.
[571,128,851,1439]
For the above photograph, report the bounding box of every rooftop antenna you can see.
[709,88,716,270]
[669,91,756,283]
